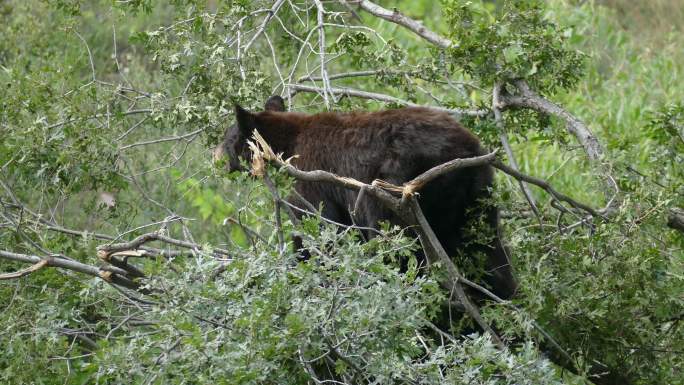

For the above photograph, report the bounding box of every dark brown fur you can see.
[215,96,517,300]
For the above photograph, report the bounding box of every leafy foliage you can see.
[441,0,585,92]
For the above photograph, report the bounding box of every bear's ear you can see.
[264,95,285,112]
[235,104,256,137]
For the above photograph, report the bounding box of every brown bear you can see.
[214,95,517,300]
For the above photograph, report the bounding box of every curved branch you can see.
[98,232,231,257]
[501,80,620,213]
[0,259,48,280]
[347,0,453,48]
[403,151,498,196]
[0,250,139,290]
[501,80,604,161]
[492,160,602,218]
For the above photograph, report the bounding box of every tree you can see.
[0,1,681,384]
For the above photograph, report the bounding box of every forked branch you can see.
[0,250,140,290]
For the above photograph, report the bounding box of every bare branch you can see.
[29,220,187,258]
[406,196,504,348]
[74,30,96,82]
[288,83,488,117]
[0,250,139,290]
[502,80,604,161]
[403,151,498,196]
[47,109,152,130]
[348,0,453,48]
[298,69,384,82]
[492,160,602,218]
[119,128,203,150]
[98,232,231,257]
[313,0,333,108]
[262,173,287,253]
[501,80,621,213]
[0,259,48,280]
[243,0,287,52]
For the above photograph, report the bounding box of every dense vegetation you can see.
[0,1,681,384]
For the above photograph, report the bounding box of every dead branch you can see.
[313,0,333,108]
[47,109,152,130]
[346,0,453,48]
[500,80,622,212]
[243,0,286,52]
[402,151,498,196]
[501,80,604,162]
[119,128,204,150]
[0,258,48,280]
[492,160,602,218]
[0,250,139,290]
[406,196,505,348]
[98,232,231,257]
[39,222,186,258]
[0,196,189,259]
[287,83,487,117]
[298,69,385,82]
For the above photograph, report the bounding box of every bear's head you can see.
[213,95,286,172]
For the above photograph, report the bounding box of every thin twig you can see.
[119,128,203,150]
[313,0,332,108]
[98,232,230,257]
[492,83,541,222]
[243,0,286,52]
[492,160,602,218]
[287,83,487,117]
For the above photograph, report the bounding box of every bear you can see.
[213,95,517,301]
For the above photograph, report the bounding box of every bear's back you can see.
[276,107,485,183]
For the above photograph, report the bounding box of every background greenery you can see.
[0,1,681,384]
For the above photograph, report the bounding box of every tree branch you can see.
[0,258,48,280]
[347,0,453,48]
[119,128,203,150]
[501,80,620,213]
[492,160,602,218]
[98,232,231,257]
[0,250,139,290]
[313,0,333,109]
[287,83,487,117]
[492,83,541,221]
[403,151,498,196]
[243,0,286,52]
[502,80,604,161]
[406,196,504,348]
